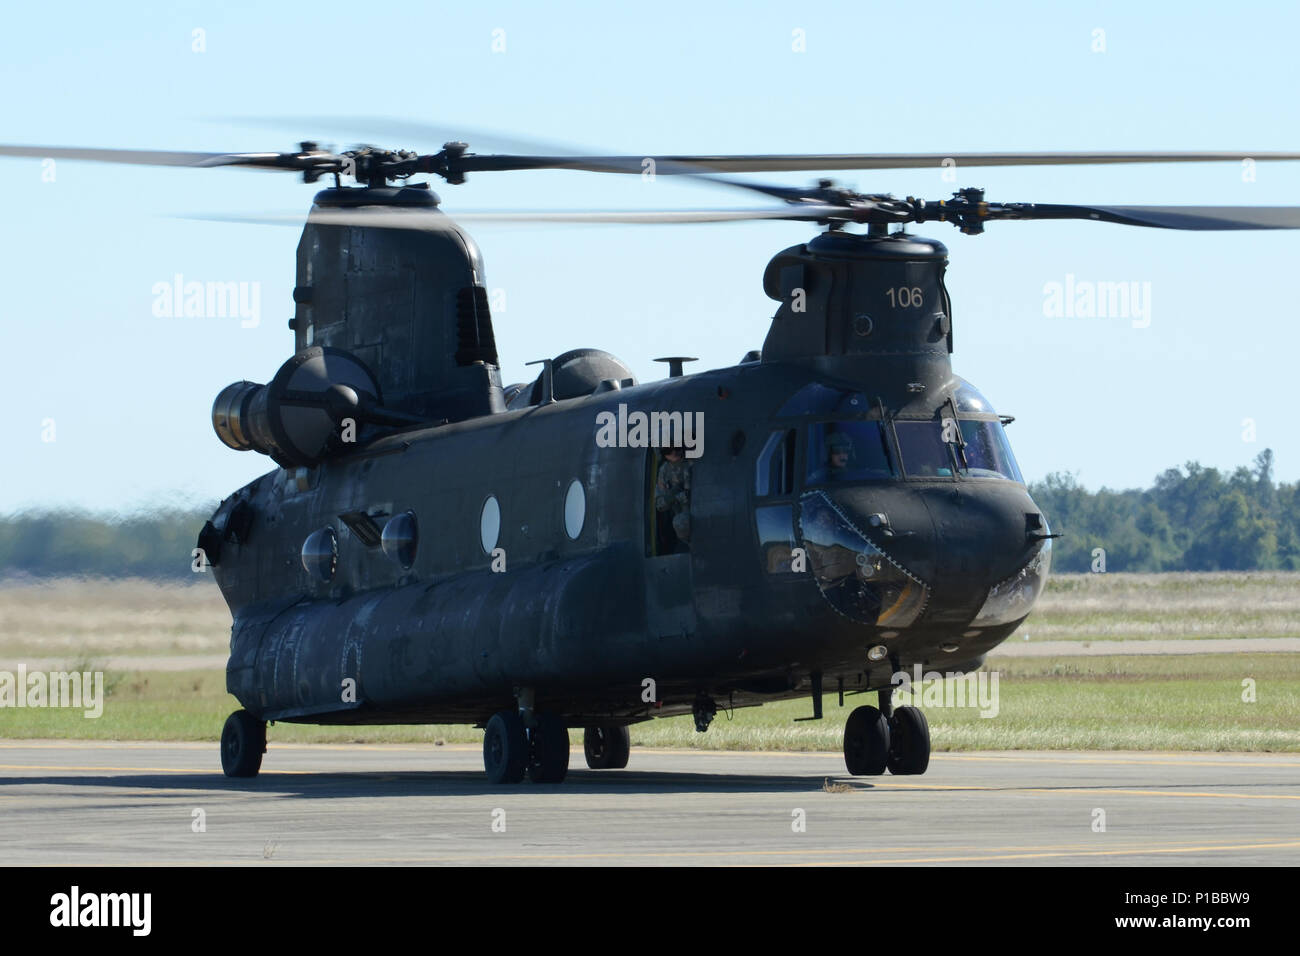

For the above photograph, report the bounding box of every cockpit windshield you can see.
[805,421,895,485]
[893,421,956,477]
[958,419,1023,481]
[802,414,1023,484]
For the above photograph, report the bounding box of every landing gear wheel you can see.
[528,713,571,784]
[583,725,630,769]
[887,705,931,775]
[843,705,890,776]
[483,711,528,784]
[221,710,266,778]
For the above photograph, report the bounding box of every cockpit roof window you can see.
[779,383,869,418]
[953,377,995,415]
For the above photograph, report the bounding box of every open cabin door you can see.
[644,450,696,639]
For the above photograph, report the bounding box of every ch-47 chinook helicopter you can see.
[5,134,1300,784]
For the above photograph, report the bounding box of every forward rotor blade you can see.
[988,203,1300,230]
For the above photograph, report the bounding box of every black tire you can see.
[483,711,528,784]
[221,710,266,778]
[887,705,931,775]
[528,713,571,784]
[843,705,890,776]
[583,725,631,770]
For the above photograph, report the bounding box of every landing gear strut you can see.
[528,712,570,783]
[692,694,716,733]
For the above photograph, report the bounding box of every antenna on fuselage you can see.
[654,356,698,378]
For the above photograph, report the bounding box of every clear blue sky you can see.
[2,0,1297,512]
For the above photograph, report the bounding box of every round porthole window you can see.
[301,527,337,582]
[480,495,501,554]
[564,480,585,539]
[381,511,418,569]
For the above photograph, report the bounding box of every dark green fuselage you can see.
[208,195,1047,728]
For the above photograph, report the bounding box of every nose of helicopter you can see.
[916,482,1051,627]
[797,481,1050,630]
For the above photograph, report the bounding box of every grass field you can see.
[1031,572,1300,641]
[1,573,1297,752]
[0,577,228,658]
[1,655,1296,753]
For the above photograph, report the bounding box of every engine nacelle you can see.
[212,347,383,468]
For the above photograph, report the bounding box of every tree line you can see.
[0,508,213,579]
[0,449,1292,577]
[1029,450,1295,572]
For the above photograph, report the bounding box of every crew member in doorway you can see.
[656,446,693,549]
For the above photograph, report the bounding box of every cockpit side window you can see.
[755,429,797,497]
[754,429,799,573]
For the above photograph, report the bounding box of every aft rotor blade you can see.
[0,143,340,171]
[223,115,594,158]
[449,206,850,223]
[454,150,1300,176]
[0,137,801,200]
[184,205,853,229]
[225,118,836,202]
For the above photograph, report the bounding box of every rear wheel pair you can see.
[482,715,632,783]
[483,711,571,784]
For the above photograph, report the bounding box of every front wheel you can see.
[886,705,930,775]
[843,705,889,776]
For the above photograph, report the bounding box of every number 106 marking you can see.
[886,286,924,308]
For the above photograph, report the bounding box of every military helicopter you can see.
[5,135,1299,784]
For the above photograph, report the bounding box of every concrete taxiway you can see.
[0,742,1297,865]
